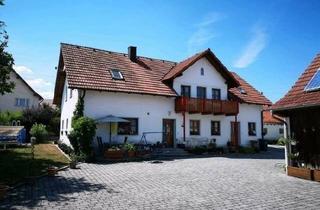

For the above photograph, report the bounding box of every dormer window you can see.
[110,69,124,80]
[200,67,204,76]
[238,87,247,94]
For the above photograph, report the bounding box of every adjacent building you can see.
[0,70,43,112]
[53,43,271,148]
[272,53,320,167]
[263,110,284,142]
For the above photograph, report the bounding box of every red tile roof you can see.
[272,53,320,111]
[53,43,270,106]
[263,111,283,124]
[229,72,272,105]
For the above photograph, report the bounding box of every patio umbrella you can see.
[95,115,129,144]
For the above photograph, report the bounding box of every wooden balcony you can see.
[175,97,239,116]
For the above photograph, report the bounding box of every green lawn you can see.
[0,143,69,186]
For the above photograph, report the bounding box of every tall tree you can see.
[0,0,15,95]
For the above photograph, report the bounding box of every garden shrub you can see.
[0,111,22,125]
[30,123,48,143]
[58,142,74,155]
[190,146,207,155]
[69,116,96,161]
[239,146,256,154]
[277,137,286,146]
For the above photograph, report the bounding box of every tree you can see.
[0,0,15,95]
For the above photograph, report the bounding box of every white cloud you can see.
[13,65,33,74]
[188,12,224,54]
[39,91,54,99]
[26,78,51,88]
[233,27,267,68]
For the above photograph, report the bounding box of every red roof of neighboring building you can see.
[272,53,320,111]
[53,43,271,106]
[263,111,283,124]
[229,72,272,105]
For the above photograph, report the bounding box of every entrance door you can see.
[230,122,240,146]
[163,119,175,147]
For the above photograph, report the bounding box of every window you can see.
[279,128,284,134]
[200,67,204,75]
[190,120,200,135]
[211,121,220,135]
[15,98,30,107]
[118,118,138,135]
[263,128,268,135]
[110,69,124,80]
[248,122,256,136]
[197,87,206,99]
[70,89,72,98]
[181,85,191,97]
[212,88,221,100]
[66,118,69,130]
[238,87,247,94]
[61,120,64,130]
[65,86,68,102]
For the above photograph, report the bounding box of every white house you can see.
[263,110,284,141]
[53,43,271,148]
[0,70,43,112]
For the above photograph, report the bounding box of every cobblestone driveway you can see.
[1,146,320,209]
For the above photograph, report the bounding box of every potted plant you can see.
[313,168,320,182]
[105,146,124,159]
[47,165,57,176]
[0,183,9,200]
[124,143,136,158]
[69,153,78,169]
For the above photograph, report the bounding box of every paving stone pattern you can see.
[1,146,320,209]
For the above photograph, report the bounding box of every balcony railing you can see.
[175,97,239,116]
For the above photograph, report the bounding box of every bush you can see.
[58,142,73,155]
[0,111,22,125]
[69,117,96,160]
[239,146,256,154]
[30,123,48,143]
[123,143,136,151]
[277,137,287,146]
[190,146,207,155]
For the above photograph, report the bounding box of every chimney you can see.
[128,46,137,62]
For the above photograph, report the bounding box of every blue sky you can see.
[1,0,320,101]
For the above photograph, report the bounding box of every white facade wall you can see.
[81,91,263,147]
[173,58,228,99]
[83,91,182,147]
[181,103,262,147]
[59,80,79,145]
[0,71,41,112]
[264,124,284,140]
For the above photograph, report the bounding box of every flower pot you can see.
[69,161,77,169]
[47,168,57,176]
[287,166,312,180]
[105,150,124,159]
[313,169,320,182]
[127,151,135,158]
[0,185,9,200]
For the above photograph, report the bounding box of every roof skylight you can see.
[110,69,124,80]
[238,87,247,94]
[305,69,320,92]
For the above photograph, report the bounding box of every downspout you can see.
[260,110,264,141]
[183,112,186,142]
[272,113,291,171]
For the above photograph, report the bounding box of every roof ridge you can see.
[60,42,177,64]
